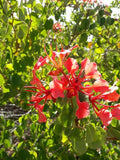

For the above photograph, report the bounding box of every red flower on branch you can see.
[25,44,120,129]
[53,22,63,32]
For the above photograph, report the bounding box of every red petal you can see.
[76,99,89,119]
[35,104,44,111]
[81,59,101,79]
[49,79,64,99]
[93,79,109,93]
[38,110,47,123]
[48,68,62,76]
[111,107,120,120]
[98,109,112,129]
[64,58,79,74]
[85,62,101,79]
[102,91,120,102]
[34,56,47,70]
[81,58,89,70]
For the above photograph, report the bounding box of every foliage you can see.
[0,0,120,159]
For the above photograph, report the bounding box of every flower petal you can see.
[34,56,47,70]
[64,58,79,74]
[76,99,89,119]
[102,91,120,102]
[98,109,112,129]
[93,79,109,93]
[38,110,47,123]
[111,107,120,120]
[49,79,64,99]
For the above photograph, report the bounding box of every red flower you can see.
[53,22,63,32]
[49,78,64,99]
[35,105,47,123]
[44,45,79,76]
[34,56,47,71]
[25,44,120,129]
[76,97,89,119]
[64,58,79,74]
[80,58,101,79]
[98,109,112,129]
[111,107,120,120]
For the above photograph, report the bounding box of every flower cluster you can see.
[25,45,120,129]
[53,22,63,32]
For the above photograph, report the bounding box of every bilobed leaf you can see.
[107,126,120,140]
[60,103,75,127]
[71,137,87,155]
[18,7,27,21]
[17,23,28,39]
[34,3,42,14]
[88,126,106,149]
[54,123,63,135]
[11,74,22,86]
[99,17,105,26]
[86,123,96,143]
[81,19,89,30]
[107,17,114,25]
[44,19,53,30]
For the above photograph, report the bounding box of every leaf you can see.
[60,103,75,127]
[54,123,63,135]
[86,123,96,143]
[29,150,37,159]
[80,33,87,43]
[107,126,120,140]
[4,139,11,149]
[6,63,14,71]
[44,19,53,30]
[11,74,23,87]
[99,17,105,26]
[14,126,24,137]
[107,17,114,25]
[34,3,42,14]
[81,19,89,30]
[88,126,106,149]
[18,7,27,21]
[71,137,87,156]
[0,74,5,86]
[17,23,28,39]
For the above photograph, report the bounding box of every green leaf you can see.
[0,74,5,86]
[55,11,61,21]
[18,7,27,21]
[6,63,14,71]
[14,126,24,137]
[60,103,75,127]
[80,33,87,43]
[98,17,105,26]
[106,17,114,25]
[71,137,87,155]
[29,150,37,159]
[4,139,11,149]
[34,3,42,14]
[16,149,30,160]
[44,19,53,30]
[11,74,22,87]
[88,126,106,149]
[111,119,117,128]
[86,123,96,143]
[17,23,28,39]
[81,19,89,30]
[107,126,120,140]
[54,123,63,135]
